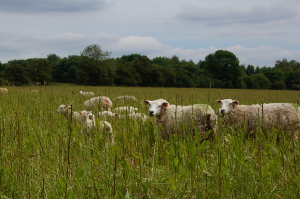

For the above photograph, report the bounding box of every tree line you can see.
[0,44,299,90]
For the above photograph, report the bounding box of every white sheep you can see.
[143,99,217,140]
[98,111,119,119]
[78,91,95,97]
[79,111,115,144]
[0,88,8,94]
[56,104,82,123]
[31,90,39,93]
[127,112,149,123]
[216,99,300,140]
[83,96,113,111]
[114,106,138,114]
[113,95,136,102]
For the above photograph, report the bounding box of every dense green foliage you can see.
[1,45,300,89]
[0,86,299,198]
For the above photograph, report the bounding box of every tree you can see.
[262,68,285,89]
[131,56,153,86]
[80,44,111,61]
[245,73,270,89]
[29,59,52,84]
[76,69,89,85]
[77,56,102,86]
[286,69,300,89]
[204,50,243,88]
[245,65,255,76]
[115,64,139,86]
[52,55,81,83]
[4,64,30,86]
[47,54,61,68]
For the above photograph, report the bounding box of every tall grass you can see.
[0,86,299,198]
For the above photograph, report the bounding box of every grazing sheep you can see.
[143,99,217,140]
[78,91,95,97]
[127,112,149,123]
[56,104,82,123]
[0,88,8,94]
[83,96,112,111]
[31,90,39,93]
[113,95,136,102]
[79,111,114,144]
[98,111,119,119]
[216,99,300,140]
[114,106,138,114]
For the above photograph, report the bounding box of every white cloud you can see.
[0,32,299,67]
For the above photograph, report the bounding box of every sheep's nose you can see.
[220,110,225,114]
[149,110,154,115]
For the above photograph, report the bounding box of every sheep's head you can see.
[216,99,238,116]
[79,111,94,122]
[57,104,71,114]
[143,99,169,117]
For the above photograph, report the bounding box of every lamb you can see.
[143,99,217,140]
[114,106,138,114]
[216,99,300,140]
[78,91,95,97]
[0,88,8,94]
[113,95,136,102]
[79,111,115,144]
[56,104,81,123]
[83,96,112,111]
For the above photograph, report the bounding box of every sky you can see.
[1,0,300,67]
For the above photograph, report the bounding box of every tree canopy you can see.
[1,44,299,90]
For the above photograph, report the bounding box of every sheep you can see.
[127,112,149,123]
[78,91,95,97]
[83,96,112,111]
[143,99,217,140]
[31,90,39,93]
[114,106,138,114]
[0,88,8,94]
[56,104,82,123]
[113,95,136,102]
[216,99,300,140]
[79,111,114,144]
[98,111,119,119]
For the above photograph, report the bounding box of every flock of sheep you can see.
[55,90,300,144]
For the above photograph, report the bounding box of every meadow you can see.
[0,85,299,198]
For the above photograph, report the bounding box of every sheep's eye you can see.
[158,105,162,108]
[229,103,233,106]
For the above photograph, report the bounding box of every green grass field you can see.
[0,86,299,198]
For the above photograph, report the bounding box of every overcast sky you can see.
[1,0,299,67]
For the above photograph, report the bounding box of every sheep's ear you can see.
[162,102,168,107]
[233,100,239,105]
[216,100,221,104]
[143,100,150,105]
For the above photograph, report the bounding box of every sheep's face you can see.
[79,111,94,122]
[57,105,70,114]
[143,100,168,117]
[216,99,239,116]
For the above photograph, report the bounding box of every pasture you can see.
[0,86,299,198]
